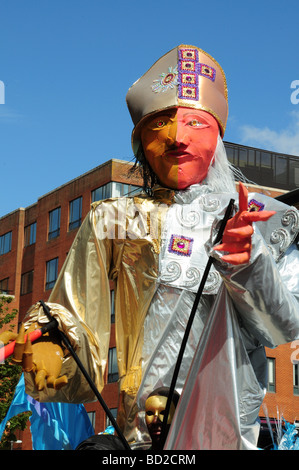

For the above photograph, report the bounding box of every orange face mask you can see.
[140,107,219,190]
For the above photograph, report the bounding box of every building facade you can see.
[0,144,299,449]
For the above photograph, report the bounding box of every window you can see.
[0,278,9,294]
[87,411,95,430]
[45,258,58,290]
[91,183,113,202]
[21,271,34,295]
[267,357,276,393]
[294,363,299,396]
[69,197,82,230]
[48,208,61,240]
[108,347,119,383]
[24,222,36,246]
[111,290,115,324]
[224,145,236,166]
[106,408,118,429]
[0,231,12,255]
[111,182,140,197]
[91,182,140,203]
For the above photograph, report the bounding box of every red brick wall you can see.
[262,342,299,423]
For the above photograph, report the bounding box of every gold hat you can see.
[126,44,228,154]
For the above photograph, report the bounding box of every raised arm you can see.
[212,183,299,347]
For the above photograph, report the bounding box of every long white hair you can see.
[203,135,238,193]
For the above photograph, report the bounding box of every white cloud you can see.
[0,106,24,123]
[240,111,299,156]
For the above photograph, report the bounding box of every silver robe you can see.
[23,184,299,450]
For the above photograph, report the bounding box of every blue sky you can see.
[1,0,299,217]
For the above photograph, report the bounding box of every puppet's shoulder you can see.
[249,192,299,261]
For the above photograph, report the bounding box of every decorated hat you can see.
[126,44,228,154]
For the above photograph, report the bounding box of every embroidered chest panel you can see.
[158,195,225,294]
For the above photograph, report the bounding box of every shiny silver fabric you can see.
[165,284,264,450]
[23,185,299,450]
[211,195,299,348]
[133,286,214,445]
[125,187,299,448]
[162,191,299,450]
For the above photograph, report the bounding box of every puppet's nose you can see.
[176,124,191,146]
[166,120,177,147]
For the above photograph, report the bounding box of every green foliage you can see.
[0,296,31,449]
[0,295,18,330]
[0,360,31,449]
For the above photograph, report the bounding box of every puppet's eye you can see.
[188,119,202,127]
[156,120,166,128]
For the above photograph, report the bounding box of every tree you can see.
[0,296,31,450]
[0,295,18,332]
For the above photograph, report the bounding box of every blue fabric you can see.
[0,375,31,438]
[0,375,94,450]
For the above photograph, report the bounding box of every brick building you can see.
[0,144,299,449]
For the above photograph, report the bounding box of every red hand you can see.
[214,182,275,265]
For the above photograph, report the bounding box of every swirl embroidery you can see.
[281,208,299,233]
[176,206,200,228]
[270,228,291,254]
[202,196,220,212]
[205,271,221,292]
[160,261,182,283]
[184,267,200,287]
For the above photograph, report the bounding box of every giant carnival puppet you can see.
[2,45,299,450]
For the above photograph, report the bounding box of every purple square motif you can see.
[168,235,194,257]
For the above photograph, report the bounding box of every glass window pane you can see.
[92,183,113,202]
[21,271,34,295]
[0,278,9,294]
[224,145,235,165]
[112,182,123,197]
[49,208,61,239]
[111,290,115,324]
[267,357,275,393]
[87,411,95,430]
[69,197,82,230]
[275,156,287,186]
[30,222,36,244]
[108,347,119,383]
[106,408,117,428]
[0,232,12,255]
[261,152,271,167]
[248,149,255,166]
[25,223,36,246]
[238,148,247,168]
[290,160,299,188]
[46,258,58,290]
